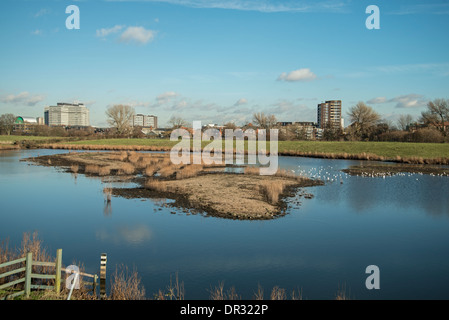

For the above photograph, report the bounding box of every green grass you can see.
[278,141,449,159]
[0,135,61,142]
[59,138,449,160]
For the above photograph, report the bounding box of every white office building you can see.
[131,114,158,128]
[44,103,90,126]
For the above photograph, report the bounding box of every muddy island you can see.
[24,151,323,220]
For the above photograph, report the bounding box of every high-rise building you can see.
[44,103,90,127]
[131,114,158,128]
[317,100,342,129]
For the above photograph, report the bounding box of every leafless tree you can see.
[168,116,188,129]
[0,113,16,135]
[420,98,449,136]
[105,105,135,135]
[252,112,277,129]
[397,114,413,131]
[347,102,380,139]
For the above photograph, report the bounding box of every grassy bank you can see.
[40,138,449,164]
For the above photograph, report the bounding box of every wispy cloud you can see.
[34,8,50,18]
[96,25,156,44]
[119,26,156,44]
[105,0,351,13]
[0,92,46,106]
[233,98,248,106]
[31,29,43,36]
[96,25,124,38]
[277,68,317,82]
[388,3,449,15]
[367,94,428,109]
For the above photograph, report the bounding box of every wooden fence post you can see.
[93,274,98,296]
[100,253,107,299]
[24,252,32,298]
[55,249,62,294]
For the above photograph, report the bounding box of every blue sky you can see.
[1,0,449,127]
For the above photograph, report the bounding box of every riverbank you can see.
[38,140,449,165]
[24,151,323,220]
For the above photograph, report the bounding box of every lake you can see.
[1,148,448,300]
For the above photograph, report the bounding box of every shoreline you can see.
[27,142,449,165]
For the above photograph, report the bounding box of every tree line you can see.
[1,98,448,142]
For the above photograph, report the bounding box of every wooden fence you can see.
[0,249,102,300]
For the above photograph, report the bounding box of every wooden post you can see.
[24,252,32,298]
[55,249,62,294]
[100,253,107,299]
[93,274,98,296]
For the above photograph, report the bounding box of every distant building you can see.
[131,114,158,129]
[13,116,42,134]
[44,103,90,127]
[317,100,342,129]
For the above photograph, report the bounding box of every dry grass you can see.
[70,164,79,174]
[98,166,112,176]
[144,164,158,177]
[259,180,288,204]
[209,282,240,300]
[158,164,178,178]
[153,273,185,300]
[109,265,146,300]
[84,164,100,174]
[175,164,203,180]
[118,163,135,175]
[145,179,168,192]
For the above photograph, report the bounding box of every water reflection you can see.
[96,224,153,245]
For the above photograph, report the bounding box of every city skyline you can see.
[1,0,449,127]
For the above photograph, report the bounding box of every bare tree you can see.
[0,114,16,135]
[420,98,449,136]
[252,112,277,129]
[168,116,188,129]
[347,102,380,140]
[105,105,135,135]
[397,114,413,131]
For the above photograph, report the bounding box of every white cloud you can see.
[156,91,180,104]
[234,98,248,106]
[367,94,428,109]
[390,94,428,109]
[277,68,317,82]
[31,29,42,36]
[0,92,46,106]
[119,26,156,44]
[96,25,124,38]
[367,97,387,104]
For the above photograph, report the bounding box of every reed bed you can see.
[145,179,168,192]
[38,143,449,165]
[118,163,135,175]
[175,164,203,180]
[259,180,288,204]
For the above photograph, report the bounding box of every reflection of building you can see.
[44,103,89,127]
[13,116,43,134]
[131,114,158,128]
[317,100,342,129]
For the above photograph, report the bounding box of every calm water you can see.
[1,149,449,300]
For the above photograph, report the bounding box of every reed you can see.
[259,180,287,204]
[70,164,79,173]
[145,179,168,192]
[118,163,135,175]
[84,164,100,174]
[175,164,203,180]
[98,166,112,176]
